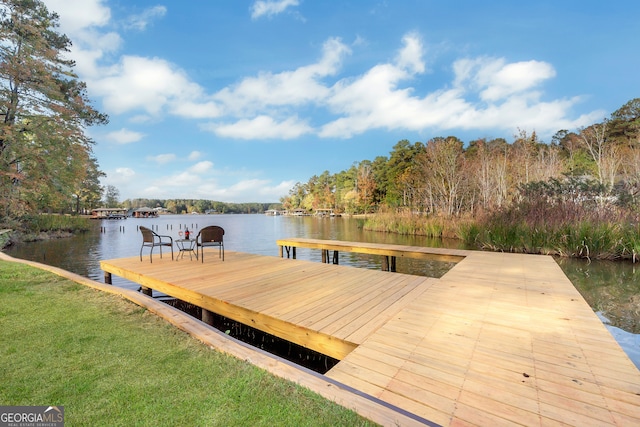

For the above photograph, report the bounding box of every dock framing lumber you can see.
[100,251,433,361]
[98,243,640,426]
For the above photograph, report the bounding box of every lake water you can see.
[5,214,640,368]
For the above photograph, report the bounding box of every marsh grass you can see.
[623,224,640,262]
[360,205,640,261]
[363,210,449,238]
[23,214,92,233]
[466,178,640,260]
[467,197,639,261]
[0,261,374,427]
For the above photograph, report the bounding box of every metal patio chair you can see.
[139,225,173,263]
[196,225,224,262]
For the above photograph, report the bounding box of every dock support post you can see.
[381,256,397,272]
[332,251,339,265]
[141,286,152,297]
[322,249,327,263]
[202,309,214,326]
[104,271,112,284]
[279,245,283,258]
[282,246,296,259]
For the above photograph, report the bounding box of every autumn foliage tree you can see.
[0,0,108,218]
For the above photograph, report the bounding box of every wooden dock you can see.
[100,245,640,426]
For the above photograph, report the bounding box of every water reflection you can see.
[556,257,640,334]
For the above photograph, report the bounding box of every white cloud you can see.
[43,0,110,33]
[104,167,136,186]
[109,156,287,202]
[207,115,313,140]
[87,29,589,141]
[188,151,203,161]
[140,185,163,197]
[251,0,299,20]
[115,167,135,177]
[318,34,431,137]
[43,0,121,78]
[189,161,214,174]
[214,37,349,115]
[172,101,221,119]
[215,179,294,202]
[106,128,144,144]
[49,1,595,144]
[168,171,200,187]
[259,180,296,197]
[319,36,597,138]
[129,114,153,124]
[125,5,167,31]
[45,0,601,147]
[453,57,557,102]
[396,32,426,74]
[149,154,176,164]
[93,56,207,116]
[229,179,269,192]
[70,31,122,79]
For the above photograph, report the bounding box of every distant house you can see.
[289,208,309,216]
[91,208,127,219]
[314,208,334,217]
[132,207,159,218]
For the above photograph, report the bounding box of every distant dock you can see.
[100,242,640,426]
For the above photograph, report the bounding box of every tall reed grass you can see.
[22,214,92,233]
[464,221,630,260]
[462,200,640,261]
[362,210,451,238]
[362,206,640,262]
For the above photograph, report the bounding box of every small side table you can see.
[175,238,197,261]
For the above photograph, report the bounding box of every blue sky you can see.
[42,0,639,203]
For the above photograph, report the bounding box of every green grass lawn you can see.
[0,260,376,426]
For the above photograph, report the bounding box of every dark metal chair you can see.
[196,225,224,262]
[139,225,173,263]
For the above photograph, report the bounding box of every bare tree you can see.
[579,120,622,190]
[416,137,466,216]
[471,139,508,211]
[532,144,563,182]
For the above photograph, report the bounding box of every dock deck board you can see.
[100,246,640,426]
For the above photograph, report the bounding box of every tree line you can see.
[281,98,640,217]
[119,195,281,215]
